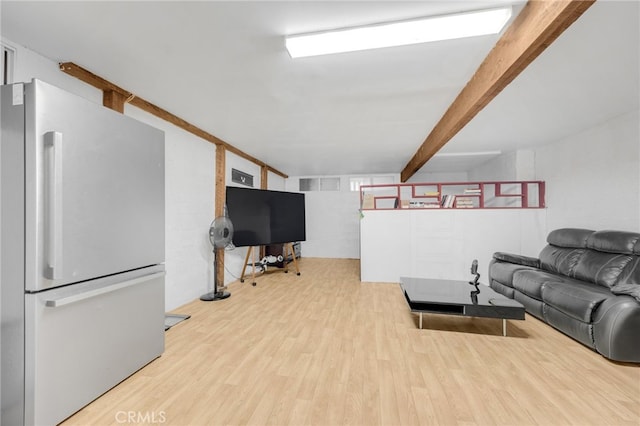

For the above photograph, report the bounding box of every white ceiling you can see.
[1,1,638,178]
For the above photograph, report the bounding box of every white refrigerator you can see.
[1,79,166,425]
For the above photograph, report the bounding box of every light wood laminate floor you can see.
[63,258,640,425]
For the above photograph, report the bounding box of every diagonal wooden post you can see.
[401,0,596,182]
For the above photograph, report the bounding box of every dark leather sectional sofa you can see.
[489,228,640,362]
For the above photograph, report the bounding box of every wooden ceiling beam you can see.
[59,62,288,178]
[400,0,595,182]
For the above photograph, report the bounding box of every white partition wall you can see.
[360,209,547,283]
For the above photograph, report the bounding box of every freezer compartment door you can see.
[24,79,165,291]
[24,266,165,426]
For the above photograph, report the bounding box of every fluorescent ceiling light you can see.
[433,150,502,158]
[285,7,512,58]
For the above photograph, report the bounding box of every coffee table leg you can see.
[419,312,423,329]
[502,319,507,336]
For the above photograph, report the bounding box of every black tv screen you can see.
[226,186,306,247]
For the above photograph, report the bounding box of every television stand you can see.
[240,243,301,286]
[266,242,301,268]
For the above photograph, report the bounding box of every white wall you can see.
[125,107,215,310]
[267,172,285,191]
[5,38,100,104]
[407,171,468,183]
[4,38,217,311]
[284,175,397,259]
[534,110,639,232]
[467,110,640,235]
[468,150,535,181]
[299,190,362,259]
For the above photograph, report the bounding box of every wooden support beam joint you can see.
[103,90,126,113]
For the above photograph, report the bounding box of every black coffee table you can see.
[400,277,525,336]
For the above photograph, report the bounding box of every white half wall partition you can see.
[360,209,547,283]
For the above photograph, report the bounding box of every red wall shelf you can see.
[360,181,545,210]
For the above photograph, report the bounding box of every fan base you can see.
[199,291,231,302]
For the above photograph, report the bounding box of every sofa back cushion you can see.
[572,230,640,287]
[573,251,634,287]
[586,230,640,254]
[611,257,640,301]
[546,228,594,248]
[619,257,640,283]
[539,246,585,276]
[539,228,593,276]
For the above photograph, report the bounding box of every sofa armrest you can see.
[610,283,640,302]
[493,252,540,268]
[593,296,640,362]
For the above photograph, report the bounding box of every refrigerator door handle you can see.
[44,131,63,280]
[44,272,166,308]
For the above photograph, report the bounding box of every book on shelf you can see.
[408,200,440,208]
[362,194,374,209]
[464,188,482,194]
[441,194,456,208]
[456,197,475,208]
[456,197,475,203]
[423,203,441,208]
[424,191,440,196]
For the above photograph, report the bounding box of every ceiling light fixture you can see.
[285,7,512,58]
[433,150,502,157]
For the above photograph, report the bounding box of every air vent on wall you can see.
[231,168,253,187]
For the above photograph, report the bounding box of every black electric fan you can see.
[200,215,234,301]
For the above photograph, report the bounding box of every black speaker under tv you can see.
[226,186,306,247]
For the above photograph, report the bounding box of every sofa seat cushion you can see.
[543,304,595,348]
[512,270,566,300]
[541,281,614,323]
[490,280,516,299]
[489,261,536,287]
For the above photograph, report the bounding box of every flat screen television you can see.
[225,186,306,247]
